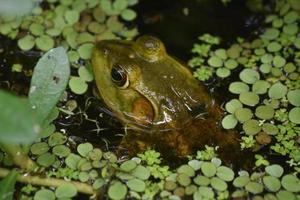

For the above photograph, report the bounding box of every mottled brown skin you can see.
[92,36,240,160]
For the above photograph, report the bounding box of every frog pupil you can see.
[111,66,126,86]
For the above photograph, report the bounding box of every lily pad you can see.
[127,178,145,192]
[201,162,217,177]
[177,165,195,177]
[69,76,88,95]
[273,55,286,68]
[263,176,281,192]
[222,114,238,129]
[267,42,282,52]
[108,181,127,200]
[208,56,223,67]
[229,82,249,94]
[234,108,253,122]
[225,99,243,113]
[177,173,191,187]
[245,181,264,194]
[255,105,274,120]
[216,166,235,182]
[268,82,287,99]
[77,143,93,157]
[252,80,270,94]
[243,119,261,135]
[265,164,284,178]
[216,67,230,78]
[239,92,260,106]
[224,59,238,69]
[120,160,137,172]
[281,175,300,192]
[121,8,136,21]
[35,35,55,52]
[287,89,300,106]
[193,175,210,186]
[211,177,227,191]
[262,123,278,135]
[239,69,260,84]
[233,176,250,187]
[55,183,77,198]
[288,107,300,124]
[34,189,55,200]
[30,142,50,155]
[261,28,280,40]
[18,35,35,51]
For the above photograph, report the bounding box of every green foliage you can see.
[0,90,40,144]
[189,0,300,166]
[0,170,18,200]
[29,47,70,123]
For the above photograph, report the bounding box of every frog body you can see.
[92,36,239,158]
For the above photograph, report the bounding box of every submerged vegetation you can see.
[0,0,299,199]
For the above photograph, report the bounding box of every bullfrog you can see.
[92,35,240,160]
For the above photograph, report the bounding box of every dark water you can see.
[0,0,269,167]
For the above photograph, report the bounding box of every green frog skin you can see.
[92,35,240,159]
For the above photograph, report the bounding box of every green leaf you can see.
[34,189,55,200]
[0,90,39,144]
[126,178,145,192]
[108,181,127,200]
[29,47,70,123]
[55,183,77,198]
[0,170,18,200]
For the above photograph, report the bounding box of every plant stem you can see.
[0,167,97,196]
[0,144,37,171]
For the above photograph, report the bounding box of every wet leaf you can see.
[229,82,249,94]
[234,107,253,122]
[255,105,274,120]
[233,176,250,187]
[52,144,71,157]
[252,80,270,94]
[281,175,300,192]
[239,68,260,84]
[211,177,227,191]
[0,170,18,200]
[263,176,281,192]
[208,56,223,67]
[30,142,50,155]
[216,166,235,182]
[201,162,216,177]
[193,175,210,186]
[243,119,261,135]
[225,99,243,113]
[222,114,238,129]
[276,190,296,200]
[18,35,35,51]
[239,92,260,106]
[127,178,145,192]
[267,42,282,52]
[35,35,55,52]
[120,160,137,172]
[177,173,191,187]
[69,76,88,95]
[37,152,56,167]
[287,89,300,106]
[55,183,77,198]
[216,67,230,78]
[288,107,300,124]
[177,165,195,177]
[77,142,93,157]
[121,8,136,21]
[34,189,55,200]
[108,181,127,200]
[78,66,94,82]
[29,47,70,123]
[0,90,39,144]
[131,165,150,180]
[245,181,264,194]
[262,123,278,135]
[65,153,81,170]
[48,132,67,147]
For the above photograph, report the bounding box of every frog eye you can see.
[111,65,129,88]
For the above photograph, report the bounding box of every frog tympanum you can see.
[92,36,240,159]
